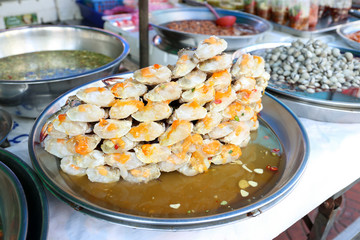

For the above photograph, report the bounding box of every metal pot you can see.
[0,25,129,118]
[149,7,272,51]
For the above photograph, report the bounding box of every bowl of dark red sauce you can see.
[150,7,272,51]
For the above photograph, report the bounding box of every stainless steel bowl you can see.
[149,7,272,51]
[337,22,360,50]
[0,25,130,118]
[236,42,360,123]
[29,73,309,230]
[0,161,28,239]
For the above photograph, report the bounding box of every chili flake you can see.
[271,148,280,153]
[214,99,222,104]
[114,144,119,150]
[266,165,278,172]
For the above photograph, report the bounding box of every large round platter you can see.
[29,73,308,230]
[236,43,360,122]
[0,161,28,239]
[0,149,49,239]
[149,7,272,51]
[337,21,360,50]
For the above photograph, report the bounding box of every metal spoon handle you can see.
[203,1,220,19]
[183,0,220,19]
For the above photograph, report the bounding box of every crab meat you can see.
[143,82,182,102]
[93,119,132,139]
[177,69,207,90]
[101,136,137,154]
[172,49,199,78]
[86,165,120,183]
[159,120,193,146]
[133,64,172,85]
[197,53,233,73]
[76,87,115,107]
[109,98,144,119]
[172,101,207,121]
[194,36,227,61]
[126,121,165,142]
[66,104,106,122]
[110,78,147,99]
[134,143,172,164]
[131,101,172,122]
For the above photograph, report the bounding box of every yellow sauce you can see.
[61,122,285,218]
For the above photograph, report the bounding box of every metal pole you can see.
[139,0,149,68]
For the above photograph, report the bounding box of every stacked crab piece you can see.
[42,36,270,184]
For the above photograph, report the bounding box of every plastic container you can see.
[76,0,124,28]
[83,0,124,12]
[288,0,310,31]
[271,0,288,25]
[255,0,271,20]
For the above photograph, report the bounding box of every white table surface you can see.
[3,26,360,240]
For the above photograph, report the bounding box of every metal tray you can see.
[149,7,272,51]
[236,43,360,122]
[337,21,360,49]
[272,16,360,38]
[0,149,48,239]
[0,161,28,240]
[29,73,308,230]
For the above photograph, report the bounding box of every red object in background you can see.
[342,87,360,97]
[103,6,135,15]
[309,4,319,29]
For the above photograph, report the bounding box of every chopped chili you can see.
[266,165,278,172]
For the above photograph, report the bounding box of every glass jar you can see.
[271,0,288,25]
[233,0,244,10]
[309,0,319,29]
[255,0,271,19]
[208,0,221,7]
[330,0,351,22]
[244,0,256,14]
[318,0,331,18]
[288,0,310,31]
[220,0,237,10]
